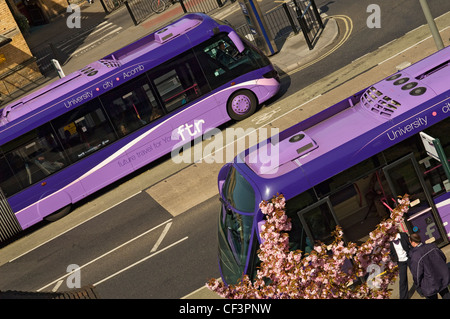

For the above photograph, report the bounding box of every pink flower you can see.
[208,194,410,299]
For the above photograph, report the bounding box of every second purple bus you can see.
[217,46,450,285]
[0,13,280,243]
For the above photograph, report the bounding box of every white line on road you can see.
[89,22,116,37]
[378,25,450,65]
[37,218,172,292]
[10,191,143,263]
[52,280,64,292]
[56,21,109,49]
[181,277,221,299]
[93,236,188,287]
[69,27,123,57]
[150,222,172,253]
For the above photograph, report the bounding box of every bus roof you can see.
[240,46,450,200]
[0,13,216,139]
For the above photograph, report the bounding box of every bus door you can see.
[383,154,448,246]
[297,198,341,247]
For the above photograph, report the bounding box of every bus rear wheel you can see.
[227,90,257,121]
[44,205,72,222]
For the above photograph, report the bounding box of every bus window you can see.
[215,41,238,68]
[222,166,255,213]
[383,136,422,164]
[425,117,450,151]
[220,203,253,267]
[150,51,208,112]
[52,99,117,162]
[381,118,450,198]
[0,155,23,196]
[298,199,339,246]
[315,155,383,198]
[101,75,163,137]
[194,35,241,88]
[0,124,68,195]
[285,189,317,253]
[194,33,270,90]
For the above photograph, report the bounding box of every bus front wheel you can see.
[227,90,257,121]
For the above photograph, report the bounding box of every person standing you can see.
[389,231,412,299]
[409,233,450,299]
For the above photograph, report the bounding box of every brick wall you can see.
[39,0,70,21]
[0,0,42,103]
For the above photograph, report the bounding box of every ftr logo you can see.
[66,4,81,29]
[175,119,205,141]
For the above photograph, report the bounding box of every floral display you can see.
[207,193,410,299]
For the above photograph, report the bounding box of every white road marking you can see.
[37,218,172,292]
[93,236,188,286]
[150,222,172,253]
[69,27,123,57]
[10,191,143,263]
[52,280,64,292]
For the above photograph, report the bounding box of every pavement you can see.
[7,0,450,300]
[23,0,339,82]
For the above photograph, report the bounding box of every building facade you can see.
[12,0,77,26]
[0,0,42,105]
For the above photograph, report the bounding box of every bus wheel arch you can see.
[37,189,73,222]
[44,204,72,222]
[227,89,258,121]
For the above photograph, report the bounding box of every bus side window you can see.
[101,75,163,137]
[425,117,450,152]
[193,33,262,90]
[150,51,208,112]
[193,36,236,90]
[0,155,23,197]
[0,124,68,196]
[52,99,117,162]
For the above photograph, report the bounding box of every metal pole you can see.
[419,0,444,50]
[282,3,298,35]
[298,14,313,50]
[310,0,323,29]
[99,0,109,13]
[179,0,187,13]
[124,1,138,26]
[292,0,300,13]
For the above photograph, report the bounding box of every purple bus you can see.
[217,46,450,285]
[0,13,280,243]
